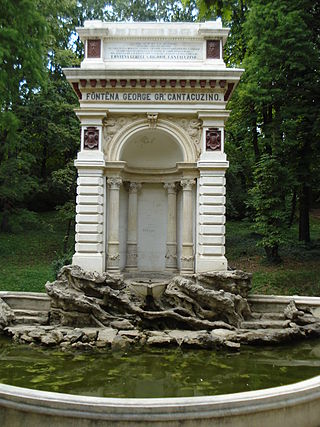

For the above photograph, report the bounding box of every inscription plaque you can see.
[104,41,203,62]
[85,91,222,102]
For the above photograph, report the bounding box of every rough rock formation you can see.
[3,266,320,351]
[45,265,252,331]
[0,298,15,330]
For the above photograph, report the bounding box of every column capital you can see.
[163,182,177,193]
[180,179,195,191]
[107,177,122,190]
[128,182,142,194]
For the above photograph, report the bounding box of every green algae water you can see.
[0,335,320,398]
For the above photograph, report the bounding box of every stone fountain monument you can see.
[63,19,240,276]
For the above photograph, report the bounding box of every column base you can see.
[196,256,228,273]
[72,253,105,274]
[126,243,138,270]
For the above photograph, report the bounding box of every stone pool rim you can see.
[1,375,320,424]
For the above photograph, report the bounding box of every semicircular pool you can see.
[0,335,320,398]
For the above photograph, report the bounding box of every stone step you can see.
[241,319,291,330]
[13,309,49,326]
[250,312,285,321]
[14,315,48,326]
[0,292,51,311]
[13,309,49,317]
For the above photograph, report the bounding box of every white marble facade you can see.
[64,21,243,275]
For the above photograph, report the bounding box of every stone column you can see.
[164,182,178,271]
[126,182,141,271]
[107,177,122,273]
[180,179,195,273]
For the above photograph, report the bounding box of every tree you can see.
[107,0,197,22]
[243,0,320,246]
[0,0,48,231]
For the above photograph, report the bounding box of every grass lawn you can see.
[226,210,320,296]
[0,210,319,296]
[0,212,72,293]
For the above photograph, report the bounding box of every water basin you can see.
[0,335,320,398]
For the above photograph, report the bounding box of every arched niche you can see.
[107,118,198,164]
[116,127,187,273]
[120,128,184,170]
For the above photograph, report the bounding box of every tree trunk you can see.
[251,111,260,162]
[289,190,297,227]
[299,184,310,243]
[63,218,73,253]
[264,244,281,264]
[41,139,48,180]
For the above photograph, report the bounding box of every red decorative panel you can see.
[160,79,166,87]
[80,79,87,87]
[180,80,186,88]
[100,79,107,87]
[87,39,101,58]
[206,128,221,151]
[84,127,99,150]
[206,40,220,59]
[140,79,147,87]
[170,80,176,88]
[130,79,137,87]
[150,79,157,87]
[200,80,206,88]
[190,80,196,88]
[89,79,97,87]
[219,79,227,88]
[120,79,127,87]
[209,80,216,88]
[110,79,117,87]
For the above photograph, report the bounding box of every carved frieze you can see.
[206,128,221,151]
[164,116,202,159]
[102,115,142,154]
[84,127,99,150]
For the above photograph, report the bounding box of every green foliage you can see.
[226,216,320,295]
[0,0,47,105]
[52,249,73,278]
[0,212,71,292]
[0,0,48,230]
[252,270,320,297]
[107,0,198,22]
[249,154,292,262]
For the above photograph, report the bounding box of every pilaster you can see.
[180,178,195,274]
[164,182,178,272]
[126,182,141,271]
[107,177,122,273]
